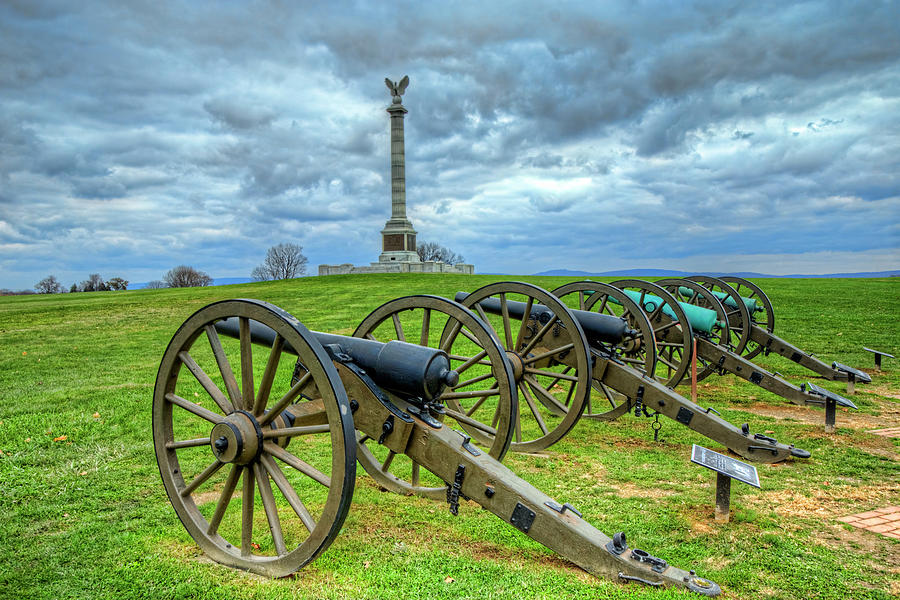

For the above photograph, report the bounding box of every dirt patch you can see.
[741,398,900,430]
[869,383,900,401]
[745,483,900,520]
[811,522,900,577]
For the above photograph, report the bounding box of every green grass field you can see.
[1,274,897,599]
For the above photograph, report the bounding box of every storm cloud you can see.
[1,0,898,289]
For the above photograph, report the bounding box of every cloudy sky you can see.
[2,1,898,289]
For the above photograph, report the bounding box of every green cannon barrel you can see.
[677,286,761,313]
[613,289,720,334]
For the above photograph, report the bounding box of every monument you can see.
[319,77,474,276]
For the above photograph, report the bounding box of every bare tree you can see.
[252,243,308,281]
[416,241,465,264]
[164,265,213,288]
[145,280,167,289]
[79,273,108,292]
[107,277,129,291]
[35,275,62,294]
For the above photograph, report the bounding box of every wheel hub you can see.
[505,351,524,381]
[209,410,264,465]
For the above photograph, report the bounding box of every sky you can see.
[1,1,899,290]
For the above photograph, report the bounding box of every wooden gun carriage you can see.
[604,276,863,430]
[153,297,720,595]
[451,281,809,462]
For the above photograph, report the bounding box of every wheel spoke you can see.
[523,375,570,415]
[181,459,224,497]
[452,349,489,377]
[519,383,549,435]
[523,367,579,382]
[253,334,285,415]
[241,466,255,557]
[596,296,609,315]
[473,303,492,335]
[455,371,494,389]
[258,371,312,427]
[521,343,575,366]
[261,454,316,533]
[166,392,222,424]
[254,462,287,556]
[207,465,242,535]
[513,297,534,351]
[658,353,682,371]
[263,424,331,439]
[419,308,431,346]
[381,450,396,473]
[444,407,499,436]
[439,319,462,352]
[391,313,406,342]
[599,382,618,409]
[500,293,514,350]
[447,354,493,367]
[166,437,210,450]
[239,318,254,410]
[458,326,482,346]
[563,378,577,408]
[177,351,233,415]
[441,388,500,401]
[205,325,241,410]
[653,321,679,336]
[463,386,493,414]
[411,462,420,487]
[265,442,331,487]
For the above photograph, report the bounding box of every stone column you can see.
[379,76,419,263]
[389,102,408,220]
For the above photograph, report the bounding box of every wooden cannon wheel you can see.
[719,275,776,360]
[552,281,657,420]
[655,278,733,382]
[609,279,695,388]
[352,295,517,499]
[152,299,357,577]
[447,281,593,453]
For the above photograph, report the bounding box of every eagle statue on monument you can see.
[385,75,409,103]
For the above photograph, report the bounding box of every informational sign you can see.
[690,445,760,488]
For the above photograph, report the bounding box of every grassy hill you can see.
[1,274,897,599]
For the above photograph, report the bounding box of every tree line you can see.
[29,240,462,294]
[34,273,129,294]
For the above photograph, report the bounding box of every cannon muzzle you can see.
[454,292,629,346]
[214,318,458,402]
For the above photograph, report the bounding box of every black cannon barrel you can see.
[214,318,458,402]
[454,292,628,346]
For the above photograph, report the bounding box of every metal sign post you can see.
[690,445,760,523]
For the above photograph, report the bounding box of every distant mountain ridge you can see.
[533,268,900,278]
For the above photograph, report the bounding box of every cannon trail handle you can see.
[748,326,871,383]
[694,338,857,409]
[595,357,809,462]
[344,374,721,596]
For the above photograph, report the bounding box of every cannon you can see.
[706,276,871,385]
[608,277,857,431]
[451,282,808,462]
[152,297,720,594]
